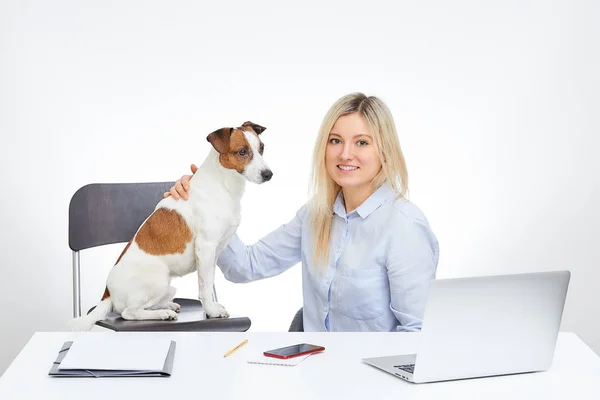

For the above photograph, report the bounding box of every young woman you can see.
[166,93,439,332]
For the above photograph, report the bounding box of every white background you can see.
[1,0,598,376]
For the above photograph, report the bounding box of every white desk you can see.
[1,331,599,399]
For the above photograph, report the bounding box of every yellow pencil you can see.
[223,339,248,357]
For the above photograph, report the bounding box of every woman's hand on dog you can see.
[164,164,198,200]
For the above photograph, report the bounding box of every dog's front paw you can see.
[166,302,181,313]
[204,302,230,319]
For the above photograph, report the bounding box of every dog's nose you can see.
[261,170,273,182]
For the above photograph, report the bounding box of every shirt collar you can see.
[333,182,396,219]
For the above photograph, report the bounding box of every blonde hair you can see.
[308,92,409,268]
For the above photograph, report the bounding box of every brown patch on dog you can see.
[101,286,110,300]
[135,208,193,255]
[218,129,253,173]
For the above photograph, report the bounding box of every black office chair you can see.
[288,307,303,332]
[69,181,251,332]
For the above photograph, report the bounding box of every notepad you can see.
[49,337,176,377]
[247,353,317,367]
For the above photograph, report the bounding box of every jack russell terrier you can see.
[70,121,272,331]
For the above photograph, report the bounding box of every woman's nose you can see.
[340,143,354,159]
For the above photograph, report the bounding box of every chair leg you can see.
[72,251,82,318]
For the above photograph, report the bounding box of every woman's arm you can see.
[216,204,306,283]
[386,216,439,332]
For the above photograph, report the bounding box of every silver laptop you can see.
[362,270,570,384]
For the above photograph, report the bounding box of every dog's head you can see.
[206,121,272,184]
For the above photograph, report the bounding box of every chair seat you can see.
[89,298,251,332]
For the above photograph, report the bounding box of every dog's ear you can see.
[206,127,233,154]
[242,121,267,135]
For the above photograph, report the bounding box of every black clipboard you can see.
[48,340,176,377]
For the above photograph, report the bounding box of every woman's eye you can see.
[358,140,369,146]
[329,138,341,144]
[238,149,248,156]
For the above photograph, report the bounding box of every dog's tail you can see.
[69,296,113,331]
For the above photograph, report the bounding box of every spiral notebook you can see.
[247,353,317,367]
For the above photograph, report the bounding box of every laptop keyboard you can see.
[394,364,415,374]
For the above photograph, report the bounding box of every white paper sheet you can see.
[59,337,172,371]
[247,352,319,367]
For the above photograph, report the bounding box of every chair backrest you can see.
[288,307,304,332]
[69,182,175,251]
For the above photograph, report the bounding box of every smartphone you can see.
[263,343,325,359]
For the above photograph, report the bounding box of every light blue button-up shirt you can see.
[217,182,440,332]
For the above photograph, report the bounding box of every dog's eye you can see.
[259,143,264,155]
[238,148,248,156]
